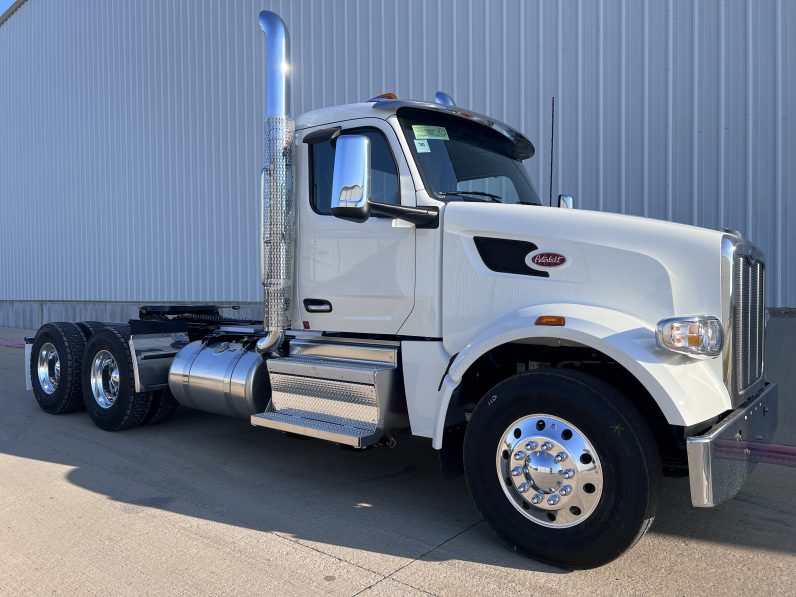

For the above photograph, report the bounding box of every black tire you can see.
[29,322,86,414]
[81,326,153,431]
[76,320,107,342]
[464,369,661,569]
[143,388,180,425]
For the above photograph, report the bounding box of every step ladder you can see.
[251,338,401,448]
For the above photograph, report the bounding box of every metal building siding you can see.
[0,0,794,307]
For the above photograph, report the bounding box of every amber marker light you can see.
[535,315,566,326]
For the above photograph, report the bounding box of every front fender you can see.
[432,303,730,449]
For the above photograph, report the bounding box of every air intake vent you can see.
[473,237,549,278]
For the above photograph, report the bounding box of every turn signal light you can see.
[655,316,723,358]
[535,315,566,326]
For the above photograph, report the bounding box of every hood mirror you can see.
[558,194,574,209]
[330,135,371,223]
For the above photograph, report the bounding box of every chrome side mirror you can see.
[330,135,371,222]
[558,194,574,209]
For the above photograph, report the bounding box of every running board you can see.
[251,409,380,448]
[250,342,404,447]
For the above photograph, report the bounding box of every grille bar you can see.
[733,253,765,393]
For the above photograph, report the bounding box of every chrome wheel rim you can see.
[90,350,120,409]
[496,414,603,528]
[37,342,60,394]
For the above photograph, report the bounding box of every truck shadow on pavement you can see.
[2,395,795,574]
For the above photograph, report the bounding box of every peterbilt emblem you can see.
[526,252,567,268]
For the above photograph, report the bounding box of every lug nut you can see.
[559,485,572,496]
[513,451,526,460]
[517,482,531,494]
[530,492,544,504]
[561,468,575,479]
[554,452,568,463]
[511,466,523,477]
[525,441,538,451]
[547,495,561,506]
[541,441,553,452]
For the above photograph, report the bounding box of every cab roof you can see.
[295,99,535,160]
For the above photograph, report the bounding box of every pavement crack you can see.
[352,519,483,596]
[270,530,385,578]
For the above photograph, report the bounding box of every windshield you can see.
[397,108,540,205]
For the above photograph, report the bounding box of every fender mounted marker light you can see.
[536,315,566,326]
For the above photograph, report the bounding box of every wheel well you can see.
[445,340,688,469]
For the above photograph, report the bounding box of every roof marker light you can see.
[370,92,398,101]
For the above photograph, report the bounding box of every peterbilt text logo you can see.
[525,251,567,268]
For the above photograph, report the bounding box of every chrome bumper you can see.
[687,383,778,507]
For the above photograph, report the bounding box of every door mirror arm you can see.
[368,201,439,229]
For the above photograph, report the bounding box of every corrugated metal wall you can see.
[1,0,794,312]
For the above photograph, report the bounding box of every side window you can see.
[309,129,400,215]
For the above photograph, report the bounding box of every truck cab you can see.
[25,11,778,569]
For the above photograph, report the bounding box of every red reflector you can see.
[302,321,310,330]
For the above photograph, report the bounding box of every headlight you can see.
[655,316,723,358]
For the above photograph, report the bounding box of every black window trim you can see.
[307,125,402,217]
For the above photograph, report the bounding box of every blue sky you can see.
[0,0,15,17]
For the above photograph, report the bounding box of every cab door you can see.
[296,118,416,334]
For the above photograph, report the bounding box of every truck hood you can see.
[441,203,726,352]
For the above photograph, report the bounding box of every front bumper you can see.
[687,382,778,507]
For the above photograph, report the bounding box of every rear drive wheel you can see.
[29,322,86,414]
[464,368,661,569]
[82,327,153,431]
[143,388,180,425]
[76,320,107,341]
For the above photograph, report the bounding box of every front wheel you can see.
[464,369,661,569]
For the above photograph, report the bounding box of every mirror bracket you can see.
[369,201,439,229]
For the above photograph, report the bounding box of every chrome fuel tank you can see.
[168,340,270,418]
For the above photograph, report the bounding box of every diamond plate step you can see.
[266,356,394,384]
[251,409,378,448]
[266,355,397,429]
[252,350,403,448]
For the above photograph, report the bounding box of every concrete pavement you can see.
[0,326,794,596]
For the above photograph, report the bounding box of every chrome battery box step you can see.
[251,344,403,447]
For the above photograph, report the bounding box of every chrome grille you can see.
[733,254,765,393]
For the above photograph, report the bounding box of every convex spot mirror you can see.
[558,194,574,209]
[330,135,371,223]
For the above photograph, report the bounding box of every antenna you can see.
[548,96,555,207]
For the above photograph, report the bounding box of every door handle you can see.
[303,298,332,313]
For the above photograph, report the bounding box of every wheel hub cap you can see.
[90,350,120,409]
[37,343,60,395]
[497,414,603,528]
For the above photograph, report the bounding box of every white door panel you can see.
[297,118,416,334]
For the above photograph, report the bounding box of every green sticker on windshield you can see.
[412,124,449,140]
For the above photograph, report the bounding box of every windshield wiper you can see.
[438,191,502,203]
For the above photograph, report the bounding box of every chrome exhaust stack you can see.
[256,10,294,355]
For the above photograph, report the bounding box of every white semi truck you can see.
[25,11,778,569]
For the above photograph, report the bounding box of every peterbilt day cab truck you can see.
[25,11,778,569]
